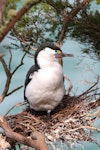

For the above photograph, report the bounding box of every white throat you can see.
[37,47,58,68]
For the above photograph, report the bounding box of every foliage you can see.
[96,0,100,4]
[2,0,21,24]
[13,2,62,45]
[7,0,100,57]
[70,6,100,57]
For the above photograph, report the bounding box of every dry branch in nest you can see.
[0,78,100,150]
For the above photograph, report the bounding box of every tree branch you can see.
[0,0,7,26]
[0,0,42,42]
[69,125,100,132]
[11,31,37,52]
[0,54,11,102]
[64,74,73,95]
[57,0,89,45]
[11,52,27,75]
[0,52,26,103]
[0,114,48,150]
[6,85,23,97]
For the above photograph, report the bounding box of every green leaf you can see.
[96,0,100,4]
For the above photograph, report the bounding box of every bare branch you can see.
[69,125,100,132]
[5,101,27,116]
[11,30,37,53]
[11,52,27,75]
[6,85,23,97]
[0,114,48,150]
[0,54,11,77]
[19,36,37,51]
[64,74,73,95]
[8,49,12,70]
[46,0,61,13]
[13,32,37,53]
[0,54,11,103]
[57,0,89,45]
[0,52,26,103]
[78,76,100,98]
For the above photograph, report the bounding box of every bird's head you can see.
[35,43,74,67]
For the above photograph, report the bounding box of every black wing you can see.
[24,65,40,100]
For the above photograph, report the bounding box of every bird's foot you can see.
[46,110,51,120]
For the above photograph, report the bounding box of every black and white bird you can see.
[24,43,73,116]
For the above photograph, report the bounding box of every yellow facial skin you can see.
[57,50,63,66]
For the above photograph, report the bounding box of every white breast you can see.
[25,62,65,111]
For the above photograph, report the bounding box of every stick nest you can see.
[5,80,100,149]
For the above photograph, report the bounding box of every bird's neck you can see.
[37,58,61,69]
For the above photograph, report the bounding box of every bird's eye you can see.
[55,50,58,54]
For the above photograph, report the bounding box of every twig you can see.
[19,122,35,132]
[0,54,11,77]
[8,49,12,70]
[24,115,42,125]
[88,107,100,118]
[64,74,73,95]
[0,54,11,103]
[11,30,37,52]
[57,0,89,45]
[6,85,23,96]
[89,98,100,109]
[11,52,27,75]
[78,77,99,98]
[69,125,100,132]
[0,52,27,103]
[19,36,37,51]
[0,114,48,150]
[4,101,27,116]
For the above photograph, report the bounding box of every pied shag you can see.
[24,43,73,116]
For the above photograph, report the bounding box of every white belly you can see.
[25,66,65,111]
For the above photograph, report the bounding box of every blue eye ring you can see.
[55,50,58,53]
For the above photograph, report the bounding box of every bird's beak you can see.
[55,50,74,66]
[62,52,74,58]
